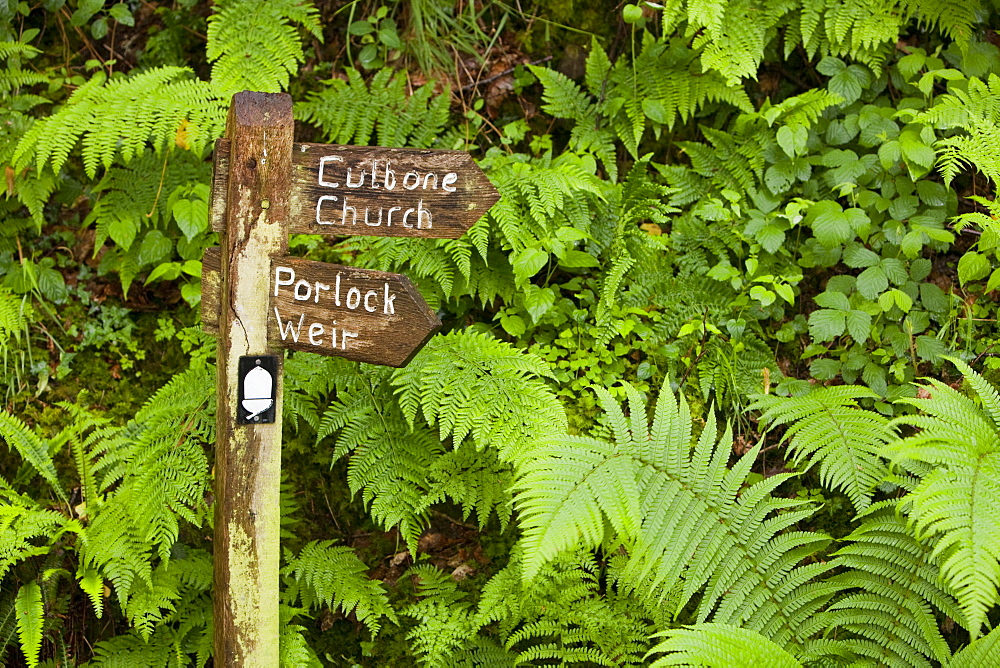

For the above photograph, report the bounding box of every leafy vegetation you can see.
[4,0,1000,665]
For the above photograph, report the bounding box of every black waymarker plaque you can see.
[237,355,278,425]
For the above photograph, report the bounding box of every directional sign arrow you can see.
[210,140,500,239]
[202,248,441,367]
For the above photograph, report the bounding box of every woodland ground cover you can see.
[3,0,1000,665]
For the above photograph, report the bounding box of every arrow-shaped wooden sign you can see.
[210,139,499,239]
[201,248,440,367]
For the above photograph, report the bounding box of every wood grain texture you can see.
[201,251,441,367]
[209,140,499,238]
[212,92,292,667]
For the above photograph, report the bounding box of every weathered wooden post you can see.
[213,91,293,665]
[203,89,499,664]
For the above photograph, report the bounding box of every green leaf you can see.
[108,217,138,250]
[749,285,775,306]
[845,309,872,343]
[814,291,851,310]
[91,17,109,39]
[500,313,526,337]
[138,230,173,267]
[16,582,43,668]
[558,250,599,268]
[80,569,104,618]
[70,0,103,26]
[856,266,888,299]
[958,252,991,285]
[809,309,847,341]
[776,125,808,157]
[109,3,134,26]
[915,335,947,361]
[348,20,374,35]
[648,623,803,668]
[843,245,880,268]
[808,201,866,247]
[523,286,555,322]
[172,197,208,241]
[878,288,914,313]
[920,282,949,312]
[512,247,548,284]
[755,223,786,253]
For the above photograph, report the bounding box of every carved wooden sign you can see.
[202,248,441,367]
[211,140,499,239]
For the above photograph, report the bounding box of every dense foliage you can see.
[4,0,1000,665]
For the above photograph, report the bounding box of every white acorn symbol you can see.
[242,364,273,420]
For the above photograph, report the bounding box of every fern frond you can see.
[646,622,802,668]
[207,0,320,98]
[13,67,225,177]
[282,540,396,635]
[813,503,962,666]
[391,330,565,462]
[516,380,834,650]
[0,410,68,503]
[296,68,451,148]
[750,385,894,511]
[14,581,42,668]
[889,360,1000,637]
[80,366,214,607]
[950,623,1000,667]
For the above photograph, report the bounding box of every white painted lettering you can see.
[316,195,338,225]
[330,321,337,347]
[364,206,382,226]
[346,168,365,188]
[402,208,415,228]
[274,267,294,296]
[383,282,396,314]
[370,160,379,188]
[341,330,358,350]
[346,287,361,309]
[309,323,324,346]
[387,206,401,226]
[335,273,341,306]
[294,279,311,301]
[418,200,432,229]
[442,172,458,192]
[341,199,357,225]
[314,282,330,303]
[403,171,420,190]
[384,161,396,190]
[423,172,438,189]
[364,290,377,312]
[274,308,304,342]
[318,155,343,188]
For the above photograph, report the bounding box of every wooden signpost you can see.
[206,91,498,665]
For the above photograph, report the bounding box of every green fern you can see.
[516,380,836,650]
[815,502,963,666]
[281,540,396,635]
[0,411,68,504]
[80,367,214,610]
[391,330,565,462]
[14,581,42,668]
[646,622,802,668]
[750,385,894,511]
[949,623,1000,666]
[207,0,321,98]
[919,73,1000,185]
[278,605,323,667]
[13,67,225,178]
[889,357,1000,637]
[0,497,74,582]
[296,68,451,148]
